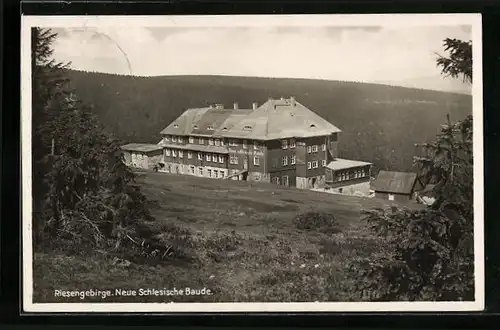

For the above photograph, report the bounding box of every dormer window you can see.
[309,124,316,128]
[243,125,252,131]
[173,124,179,128]
[207,126,214,131]
[193,125,199,130]
[222,127,228,131]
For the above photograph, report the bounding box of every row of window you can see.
[271,175,290,187]
[307,144,326,153]
[229,155,261,166]
[166,136,326,153]
[167,164,226,178]
[335,169,367,182]
[165,149,225,163]
[165,148,262,166]
[307,160,327,169]
[281,139,296,149]
[165,135,263,149]
[281,155,296,166]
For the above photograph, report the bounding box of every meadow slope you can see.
[66,70,472,173]
[34,171,423,303]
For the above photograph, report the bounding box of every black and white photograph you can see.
[22,14,483,312]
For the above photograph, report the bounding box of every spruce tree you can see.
[348,38,474,301]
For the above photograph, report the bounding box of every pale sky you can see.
[51,25,472,93]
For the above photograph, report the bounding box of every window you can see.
[206,154,211,162]
[209,139,214,146]
[253,141,258,150]
[172,150,177,157]
[207,126,214,131]
[361,170,366,177]
[219,155,224,163]
[282,175,289,187]
[243,140,248,149]
[167,165,171,173]
[165,149,171,156]
[179,150,184,158]
[165,136,171,142]
[322,159,326,167]
[282,156,288,166]
[190,166,195,174]
[354,171,359,178]
[172,136,177,143]
[188,151,192,159]
[199,137,204,145]
[254,156,260,166]
[215,139,220,146]
[230,155,239,165]
[178,137,184,144]
[221,139,225,146]
[322,144,326,151]
[207,169,212,178]
[291,155,296,165]
[312,160,319,168]
[312,145,318,152]
[388,194,395,201]
[290,139,296,148]
[214,170,218,178]
[307,162,312,169]
[213,154,218,162]
[282,139,288,149]
[229,139,237,147]
[189,136,194,144]
[198,153,203,160]
[198,167,203,175]
[307,146,312,153]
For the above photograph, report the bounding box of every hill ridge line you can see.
[64,69,471,97]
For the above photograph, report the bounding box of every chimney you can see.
[290,96,296,107]
[233,102,239,110]
[252,102,258,110]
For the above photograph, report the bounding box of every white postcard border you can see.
[21,13,484,313]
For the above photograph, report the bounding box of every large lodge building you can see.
[122,97,373,195]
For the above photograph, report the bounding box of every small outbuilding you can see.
[371,170,424,202]
[121,143,163,170]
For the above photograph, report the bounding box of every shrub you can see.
[293,211,338,232]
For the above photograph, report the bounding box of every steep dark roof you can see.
[371,171,417,195]
[159,98,341,141]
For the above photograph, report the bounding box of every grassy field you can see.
[33,170,423,303]
[66,70,472,172]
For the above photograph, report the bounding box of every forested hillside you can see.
[66,70,472,172]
